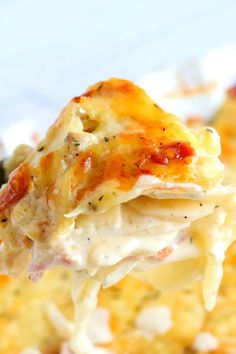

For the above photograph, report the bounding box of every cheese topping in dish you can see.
[0,78,235,354]
[135,305,173,337]
[193,331,218,352]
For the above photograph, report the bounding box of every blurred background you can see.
[1,0,236,152]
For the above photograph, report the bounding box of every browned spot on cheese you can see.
[74,134,195,202]
[0,163,31,212]
[40,152,54,171]
[0,275,10,286]
[39,152,56,186]
[72,79,135,103]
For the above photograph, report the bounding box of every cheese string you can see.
[70,272,101,354]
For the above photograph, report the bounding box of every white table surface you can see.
[1,0,236,139]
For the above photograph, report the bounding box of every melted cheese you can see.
[135,305,172,337]
[0,78,235,354]
[193,331,218,352]
[87,307,113,344]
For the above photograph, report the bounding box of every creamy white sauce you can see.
[29,197,213,277]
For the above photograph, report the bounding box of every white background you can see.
[0,0,236,133]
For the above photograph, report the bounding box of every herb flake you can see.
[73,140,80,146]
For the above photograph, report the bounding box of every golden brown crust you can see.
[0,163,31,214]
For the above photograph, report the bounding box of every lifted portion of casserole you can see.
[0,78,235,353]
